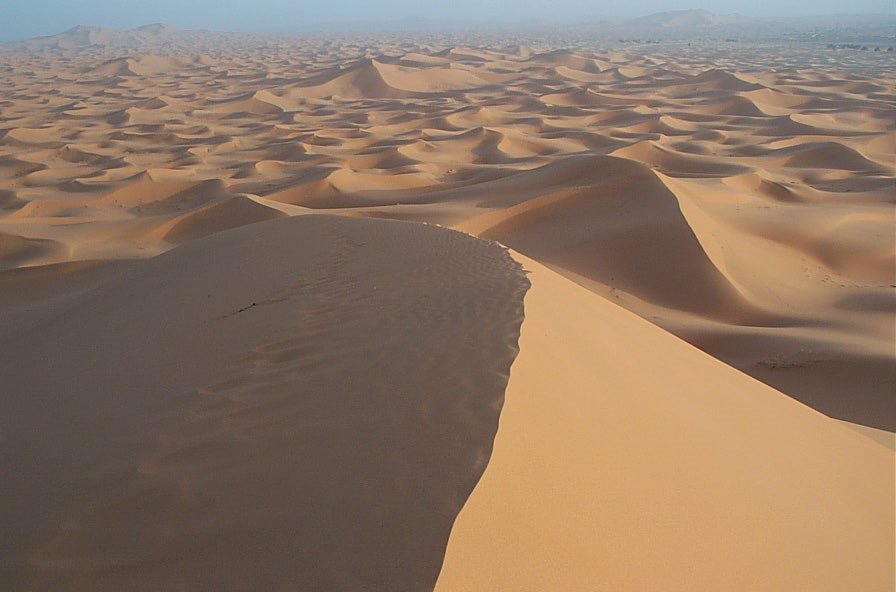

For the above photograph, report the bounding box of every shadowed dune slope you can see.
[162,195,287,243]
[0,231,66,269]
[0,215,529,592]
[435,253,894,592]
[457,155,777,324]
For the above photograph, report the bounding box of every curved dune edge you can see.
[839,420,896,451]
[434,251,894,592]
[0,215,529,591]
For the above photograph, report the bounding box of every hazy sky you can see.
[3,0,894,42]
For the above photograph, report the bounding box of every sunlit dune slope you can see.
[436,252,895,592]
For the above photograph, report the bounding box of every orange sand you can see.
[1,27,893,590]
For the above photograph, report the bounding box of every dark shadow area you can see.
[0,215,530,591]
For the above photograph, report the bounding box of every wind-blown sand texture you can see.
[1,29,893,590]
[1,216,529,589]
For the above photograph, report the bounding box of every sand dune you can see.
[1,37,892,417]
[0,230,66,269]
[286,58,492,99]
[781,141,889,172]
[161,195,286,243]
[0,216,529,590]
[435,253,894,591]
[1,29,893,591]
[457,155,779,322]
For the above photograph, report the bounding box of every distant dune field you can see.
[1,24,893,591]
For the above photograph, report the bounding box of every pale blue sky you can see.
[3,0,894,42]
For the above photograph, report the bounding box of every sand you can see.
[436,252,894,591]
[1,215,529,589]
[0,26,893,591]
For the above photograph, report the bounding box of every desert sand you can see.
[436,252,893,591]
[1,23,893,591]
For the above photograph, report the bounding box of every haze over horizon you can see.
[3,0,894,42]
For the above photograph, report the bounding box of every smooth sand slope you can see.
[0,215,529,591]
[436,253,894,592]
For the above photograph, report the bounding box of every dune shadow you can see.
[1,216,530,591]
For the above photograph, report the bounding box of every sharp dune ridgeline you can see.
[1,17,894,591]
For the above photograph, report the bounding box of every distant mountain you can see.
[32,25,119,49]
[628,9,754,28]
[17,23,189,50]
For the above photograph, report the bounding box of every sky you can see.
[3,0,894,42]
